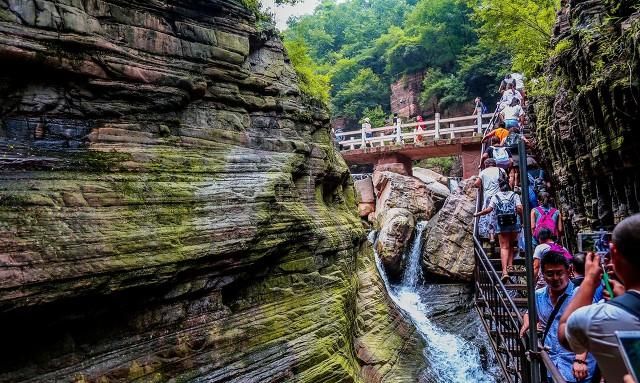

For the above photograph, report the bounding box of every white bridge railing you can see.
[335,112,493,151]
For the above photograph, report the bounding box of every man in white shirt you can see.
[558,214,640,382]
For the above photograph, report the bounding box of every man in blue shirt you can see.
[520,251,597,382]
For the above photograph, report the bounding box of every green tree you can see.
[361,105,387,128]
[470,0,560,76]
[333,68,388,117]
[283,38,331,104]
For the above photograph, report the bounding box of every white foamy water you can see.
[401,221,428,288]
[371,229,495,383]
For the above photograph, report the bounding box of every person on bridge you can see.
[362,118,373,147]
[474,178,522,282]
[414,115,425,143]
[473,97,488,115]
[558,214,640,383]
[521,251,597,383]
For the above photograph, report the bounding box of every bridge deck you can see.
[340,135,482,165]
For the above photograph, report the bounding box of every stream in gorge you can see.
[371,222,500,382]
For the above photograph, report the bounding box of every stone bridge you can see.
[337,112,493,178]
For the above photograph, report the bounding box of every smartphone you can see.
[616,331,640,382]
[577,230,612,253]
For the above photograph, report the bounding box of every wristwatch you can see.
[573,359,587,365]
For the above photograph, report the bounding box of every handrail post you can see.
[434,113,440,139]
[519,139,541,383]
[477,112,483,135]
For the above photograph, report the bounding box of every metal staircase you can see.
[472,108,567,383]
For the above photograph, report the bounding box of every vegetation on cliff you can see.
[281,0,561,121]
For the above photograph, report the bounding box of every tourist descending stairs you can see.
[472,104,567,383]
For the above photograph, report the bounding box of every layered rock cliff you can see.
[532,0,640,236]
[0,1,424,381]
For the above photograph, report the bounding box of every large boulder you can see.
[412,167,451,206]
[375,208,415,278]
[373,171,436,221]
[413,167,448,186]
[421,191,476,281]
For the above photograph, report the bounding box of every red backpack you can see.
[533,206,558,239]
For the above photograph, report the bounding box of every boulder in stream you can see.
[375,208,415,279]
[421,191,476,281]
[373,171,435,221]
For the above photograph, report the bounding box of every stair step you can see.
[504,283,528,291]
[488,258,526,266]
[490,330,520,338]
[477,297,529,308]
[477,269,527,277]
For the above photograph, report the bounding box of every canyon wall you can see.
[532,0,640,236]
[0,1,424,381]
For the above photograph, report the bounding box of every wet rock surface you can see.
[532,0,640,236]
[375,208,415,279]
[0,1,424,381]
[421,191,476,281]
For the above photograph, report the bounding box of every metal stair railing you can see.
[472,104,567,383]
[473,188,530,383]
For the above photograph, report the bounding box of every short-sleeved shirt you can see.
[491,128,510,142]
[502,105,524,120]
[566,295,640,383]
[511,73,525,89]
[484,146,512,160]
[533,243,552,288]
[536,283,597,382]
[479,167,504,200]
[488,191,522,210]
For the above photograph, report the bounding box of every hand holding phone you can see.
[584,252,603,282]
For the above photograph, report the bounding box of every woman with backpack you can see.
[531,192,563,246]
[474,179,523,283]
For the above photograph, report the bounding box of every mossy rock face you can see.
[0,1,404,381]
[531,0,640,240]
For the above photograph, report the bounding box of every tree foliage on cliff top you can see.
[283,0,508,120]
[281,0,559,120]
[283,38,331,104]
[470,0,561,76]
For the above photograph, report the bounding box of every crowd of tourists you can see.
[472,74,640,383]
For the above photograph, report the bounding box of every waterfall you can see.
[401,221,428,288]
[371,228,496,383]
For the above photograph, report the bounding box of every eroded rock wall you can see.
[532,0,640,236]
[0,1,423,381]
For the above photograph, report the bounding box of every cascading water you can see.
[371,224,496,383]
[400,221,427,288]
